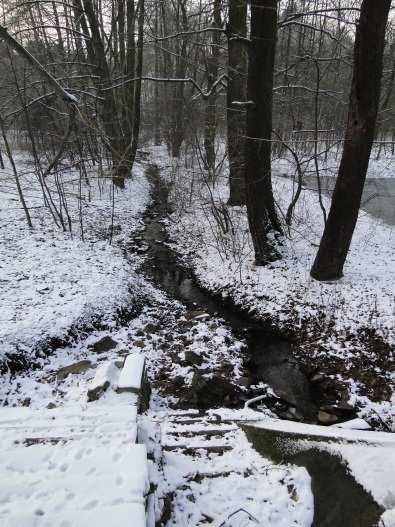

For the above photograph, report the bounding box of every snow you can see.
[0,143,393,526]
[247,418,395,520]
[0,403,139,444]
[246,418,395,445]
[329,443,395,509]
[0,441,149,527]
[0,150,151,368]
[167,172,394,343]
[88,360,119,393]
[273,145,395,179]
[157,143,394,420]
[0,397,150,527]
[117,353,146,392]
[331,418,371,430]
[155,415,314,527]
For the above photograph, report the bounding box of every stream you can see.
[142,164,317,421]
[140,164,384,527]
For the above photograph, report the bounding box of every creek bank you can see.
[242,419,395,527]
[139,164,366,426]
[145,163,393,429]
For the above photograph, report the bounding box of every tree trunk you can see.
[129,0,145,167]
[203,0,221,172]
[169,0,188,158]
[82,0,124,188]
[227,0,247,205]
[245,0,282,265]
[310,0,391,281]
[153,1,161,145]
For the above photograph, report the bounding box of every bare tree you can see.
[245,0,282,265]
[311,0,391,281]
[226,0,247,205]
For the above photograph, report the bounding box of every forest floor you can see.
[0,151,151,373]
[0,146,394,526]
[157,145,394,430]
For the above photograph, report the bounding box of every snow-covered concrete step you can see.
[0,441,150,527]
[117,353,146,393]
[87,360,120,402]
[166,428,237,438]
[165,423,237,437]
[163,443,233,454]
[117,353,150,412]
[0,404,138,446]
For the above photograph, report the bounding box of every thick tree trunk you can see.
[116,0,136,179]
[203,0,221,172]
[169,0,188,158]
[227,0,247,205]
[129,0,145,167]
[153,2,161,145]
[245,0,282,265]
[82,0,124,187]
[310,0,391,281]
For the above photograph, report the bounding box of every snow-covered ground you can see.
[150,144,394,421]
[1,143,394,526]
[248,418,395,526]
[0,293,314,527]
[167,173,394,343]
[0,151,150,370]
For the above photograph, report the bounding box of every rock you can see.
[136,243,149,254]
[46,402,57,409]
[219,362,234,375]
[53,360,92,381]
[133,340,145,349]
[284,406,304,421]
[89,336,118,354]
[320,402,356,419]
[337,399,356,415]
[184,350,203,366]
[114,359,125,369]
[310,373,325,384]
[185,310,209,321]
[250,342,317,421]
[185,372,240,410]
[21,397,31,407]
[144,323,159,335]
[318,410,338,425]
[172,376,185,388]
[87,361,118,402]
[237,376,251,388]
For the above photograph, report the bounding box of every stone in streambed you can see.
[186,372,240,410]
[318,410,338,425]
[52,360,92,381]
[184,350,204,366]
[89,336,118,354]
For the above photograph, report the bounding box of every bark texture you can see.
[311,0,391,280]
[227,0,247,205]
[245,0,282,265]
